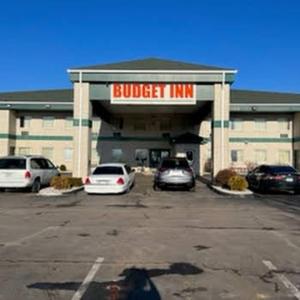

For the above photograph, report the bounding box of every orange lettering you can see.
[158,84,166,98]
[123,84,131,98]
[113,84,122,98]
[152,84,158,98]
[185,84,194,98]
[132,84,141,98]
[175,84,184,98]
[142,84,151,98]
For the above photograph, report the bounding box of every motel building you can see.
[0,58,300,178]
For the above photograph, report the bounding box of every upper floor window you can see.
[65,117,73,128]
[278,150,290,165]
[19,116,31,128]
[230,119,243,131]
[278,118,290,131]
[255,118,267,131]
[43,116,55,128]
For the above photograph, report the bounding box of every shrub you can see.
[215,168,237,187]
[50,176,82,190]
[228,175,249,191]
[60,164,67,171]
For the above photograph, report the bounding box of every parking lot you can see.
[0,174,300,300]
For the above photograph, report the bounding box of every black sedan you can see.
[246,165,300,193]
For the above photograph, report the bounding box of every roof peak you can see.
[70,57,234,71]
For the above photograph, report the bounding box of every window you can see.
[278,118,290,131]
[41,147,53,160]
[112,149,123,162]
[92,119,101,133]
[160,119,171,131]
[18,147,30,155]
[92,148,99,162]
[43,116,55,128]
[231,150,244,163]
[65,117,73,128]
[133,120,146,131]
[0,158,26,169]
[135,149,148,166]
[278,150,290,165]
[254,150,267,163]
[186,151,194,163]
[125,165,132,174]
[255,119,267,130]
[64,148,73,161]
[230,119,243,131]
[19,116,31,128]
[30,159,42,170]
[93,166,124,175]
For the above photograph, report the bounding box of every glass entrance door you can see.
[149,149,170,168]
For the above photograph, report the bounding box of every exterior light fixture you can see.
[251,106,257,111]
[45,104,51,109]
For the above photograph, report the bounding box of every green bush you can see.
[50,176,82,190]
[228,175,249,191]
[215,168,237,187]
[60,164,67,171]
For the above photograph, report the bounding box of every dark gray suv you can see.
[153,157,195,191]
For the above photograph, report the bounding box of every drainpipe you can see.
[77,71,83,177]
[221,72,225,170]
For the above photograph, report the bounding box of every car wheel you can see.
[258,182,266,194]
[153,183,160,191]
[0,188,5,192]
[31,179,41,193]
[189,185,196,192]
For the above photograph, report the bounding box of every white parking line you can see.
[71,257,104,300]
[262,260,300,300]
[271,231,300,251]
[3,226,60,247]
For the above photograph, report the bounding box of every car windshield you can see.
[93,166,124,175]
[0,158,26,169]
[161,159,189,169]
[269,166,296,173]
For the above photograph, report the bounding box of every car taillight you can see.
[24,171,31,179]
[84,177,91,185]
[116,177,125,185]
[274,175,284,180]
[265,174,284,180]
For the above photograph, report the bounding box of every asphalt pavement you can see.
[0,174,299,300]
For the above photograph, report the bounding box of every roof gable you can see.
[70,57,233,71]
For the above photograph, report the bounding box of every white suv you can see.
[0,155,59,192]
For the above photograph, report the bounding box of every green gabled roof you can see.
[0,88,73,102]
[231,89,300,104]
[70,57,234,71]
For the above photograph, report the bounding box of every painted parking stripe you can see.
[3,226,60,247]
[262,260,300,299]
[71,257,104,300]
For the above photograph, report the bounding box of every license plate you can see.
[286,178,293,182]
[96,180,108,184]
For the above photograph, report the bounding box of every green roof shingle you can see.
[70,57,233,71]
[0,89,73,102]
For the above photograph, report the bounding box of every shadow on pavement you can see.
[27,262,203,299]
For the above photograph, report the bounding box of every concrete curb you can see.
[211,185,253,196]
[38,186,83,196]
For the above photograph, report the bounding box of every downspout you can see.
[77,71,83,177]
[221,72,225,169]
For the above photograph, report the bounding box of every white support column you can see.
[0,110,16,156]
[72,79,92,178]
[212,82,230,177]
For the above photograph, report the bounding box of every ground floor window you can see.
[278,150,290,165]
[64,148,73,161]
[231,149,244,163]
[112,149,123,162]
[41,147,53,160]
[254,149,267,164]
[135,149,148,166]
[18,147,31,155]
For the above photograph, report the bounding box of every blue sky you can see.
[0,0,300,93]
